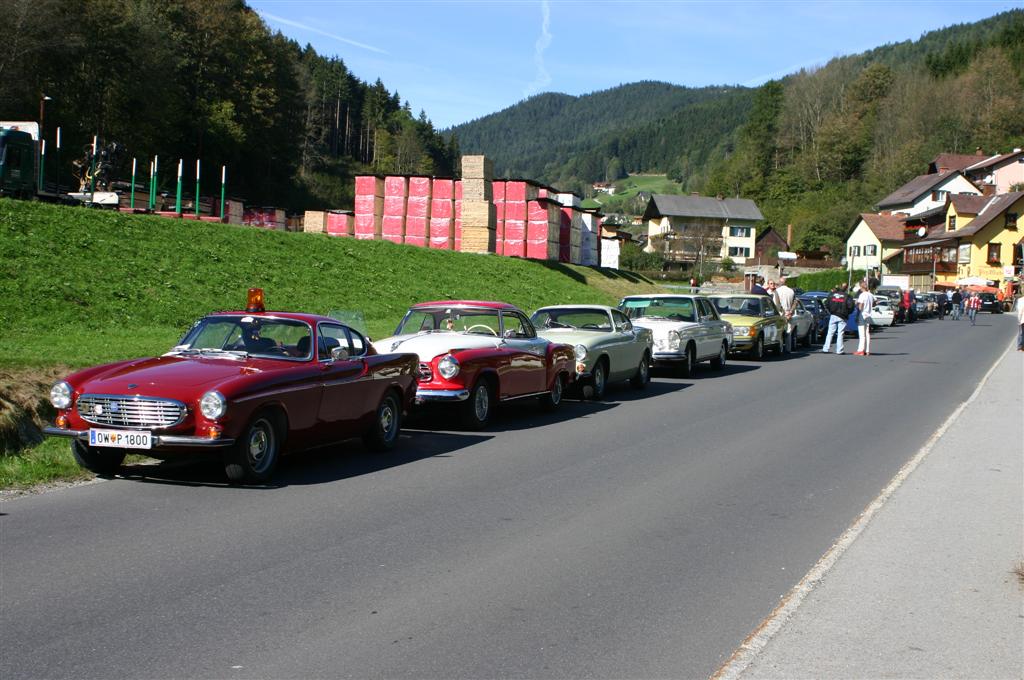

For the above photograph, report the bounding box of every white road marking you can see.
[711,340,1015,680]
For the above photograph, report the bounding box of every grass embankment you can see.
[0,199,663,486]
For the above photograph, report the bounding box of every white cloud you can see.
[257,10,389,55]
[523,0,553,97]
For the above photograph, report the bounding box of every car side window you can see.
[762,300,777,316]
[318,323,349,360]
[697,299,715,320]
[346,328,367,356]
[502,312,535,339]
[611,309,632,331]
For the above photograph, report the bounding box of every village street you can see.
[1,314,1018,679]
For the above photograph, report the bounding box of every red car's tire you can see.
[224,411,281,483]
[71,440,125,477]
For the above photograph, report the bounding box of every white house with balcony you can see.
[876,170,981,217]
[641,194,762,265]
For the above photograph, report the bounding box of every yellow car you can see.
[707,294,790,360]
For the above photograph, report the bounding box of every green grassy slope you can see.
[0,199,661,369]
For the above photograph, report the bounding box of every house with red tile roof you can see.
[844,212,907,277]
[963,148,1024,195]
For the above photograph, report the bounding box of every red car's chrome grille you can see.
[417,363,433,382]
[77,394,187,429]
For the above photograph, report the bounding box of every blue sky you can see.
[250,0,1021,129]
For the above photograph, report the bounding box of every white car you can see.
[870,298,895,327]
[618,294,732,377]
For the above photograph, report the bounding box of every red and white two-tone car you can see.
[373,301,575,429]
[44,289,419,483]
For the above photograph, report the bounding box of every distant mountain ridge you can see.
[449,82,753,191]
[447,10,1022,204]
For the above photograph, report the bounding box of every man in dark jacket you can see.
[821,285,854,355]
[750,275,768,296]
[951,288,963,320]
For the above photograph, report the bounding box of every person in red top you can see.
[965,291,982,325]
[900,288,913,324]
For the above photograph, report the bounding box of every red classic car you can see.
[44,290,419,483]
[373,301,575,429]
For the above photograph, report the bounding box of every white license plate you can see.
[89,429,152,450]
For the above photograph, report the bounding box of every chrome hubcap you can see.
[594,366,605,394]
[641,358,649,381]
[247,419,274,473]
[474,385,489,421]
[379,402,395,439]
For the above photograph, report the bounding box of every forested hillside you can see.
[450,10,1024,254]
[703,9,1024,252]
[3,0,458,209]
[449,83,753,193]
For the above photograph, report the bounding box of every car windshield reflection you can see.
[175,315,313,360]
[396,307,503,336]
[531,309,611,331]
[621,298,695,322]
[710,297,761,317]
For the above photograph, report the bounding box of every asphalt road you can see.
[2,312,1016,679]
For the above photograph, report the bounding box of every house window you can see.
[947,215,956,231]
[728,247,750,258]
[864,245,878,256]
[849,245,861,257]
[987,243,1001,264]
[728,226,750,238]
[1006,213,1018,230]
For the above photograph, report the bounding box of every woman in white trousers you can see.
[855,280,875,356]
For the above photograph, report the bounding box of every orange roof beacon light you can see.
[246,288,266,313]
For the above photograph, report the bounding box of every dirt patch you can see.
[0,366,71,454]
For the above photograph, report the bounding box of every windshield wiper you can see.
[197,348,249,360]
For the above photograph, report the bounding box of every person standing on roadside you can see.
[900,288,912,323]
[750,275,768,296]
[936,291,946,320]
[854,280,876,355]
[966,291,981,325]
[1015,295,1024,351]
[775,276,796,344]
[951,288,963,320]
[822,285,854,355]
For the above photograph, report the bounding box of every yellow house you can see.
[945,191,1024,282]
[844,213,906,277]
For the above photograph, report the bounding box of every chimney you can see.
[975,147,985,156]
[786,223,793,245]
[982,183,995,197]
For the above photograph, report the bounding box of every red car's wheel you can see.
[71,440,125,477]
[224,411,281,483]
[539,372,565,412]
[363,390,402,452]
[461,377,494,431]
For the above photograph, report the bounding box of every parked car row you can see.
[43,288,832,484]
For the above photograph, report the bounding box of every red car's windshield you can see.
[176,315,313,360]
